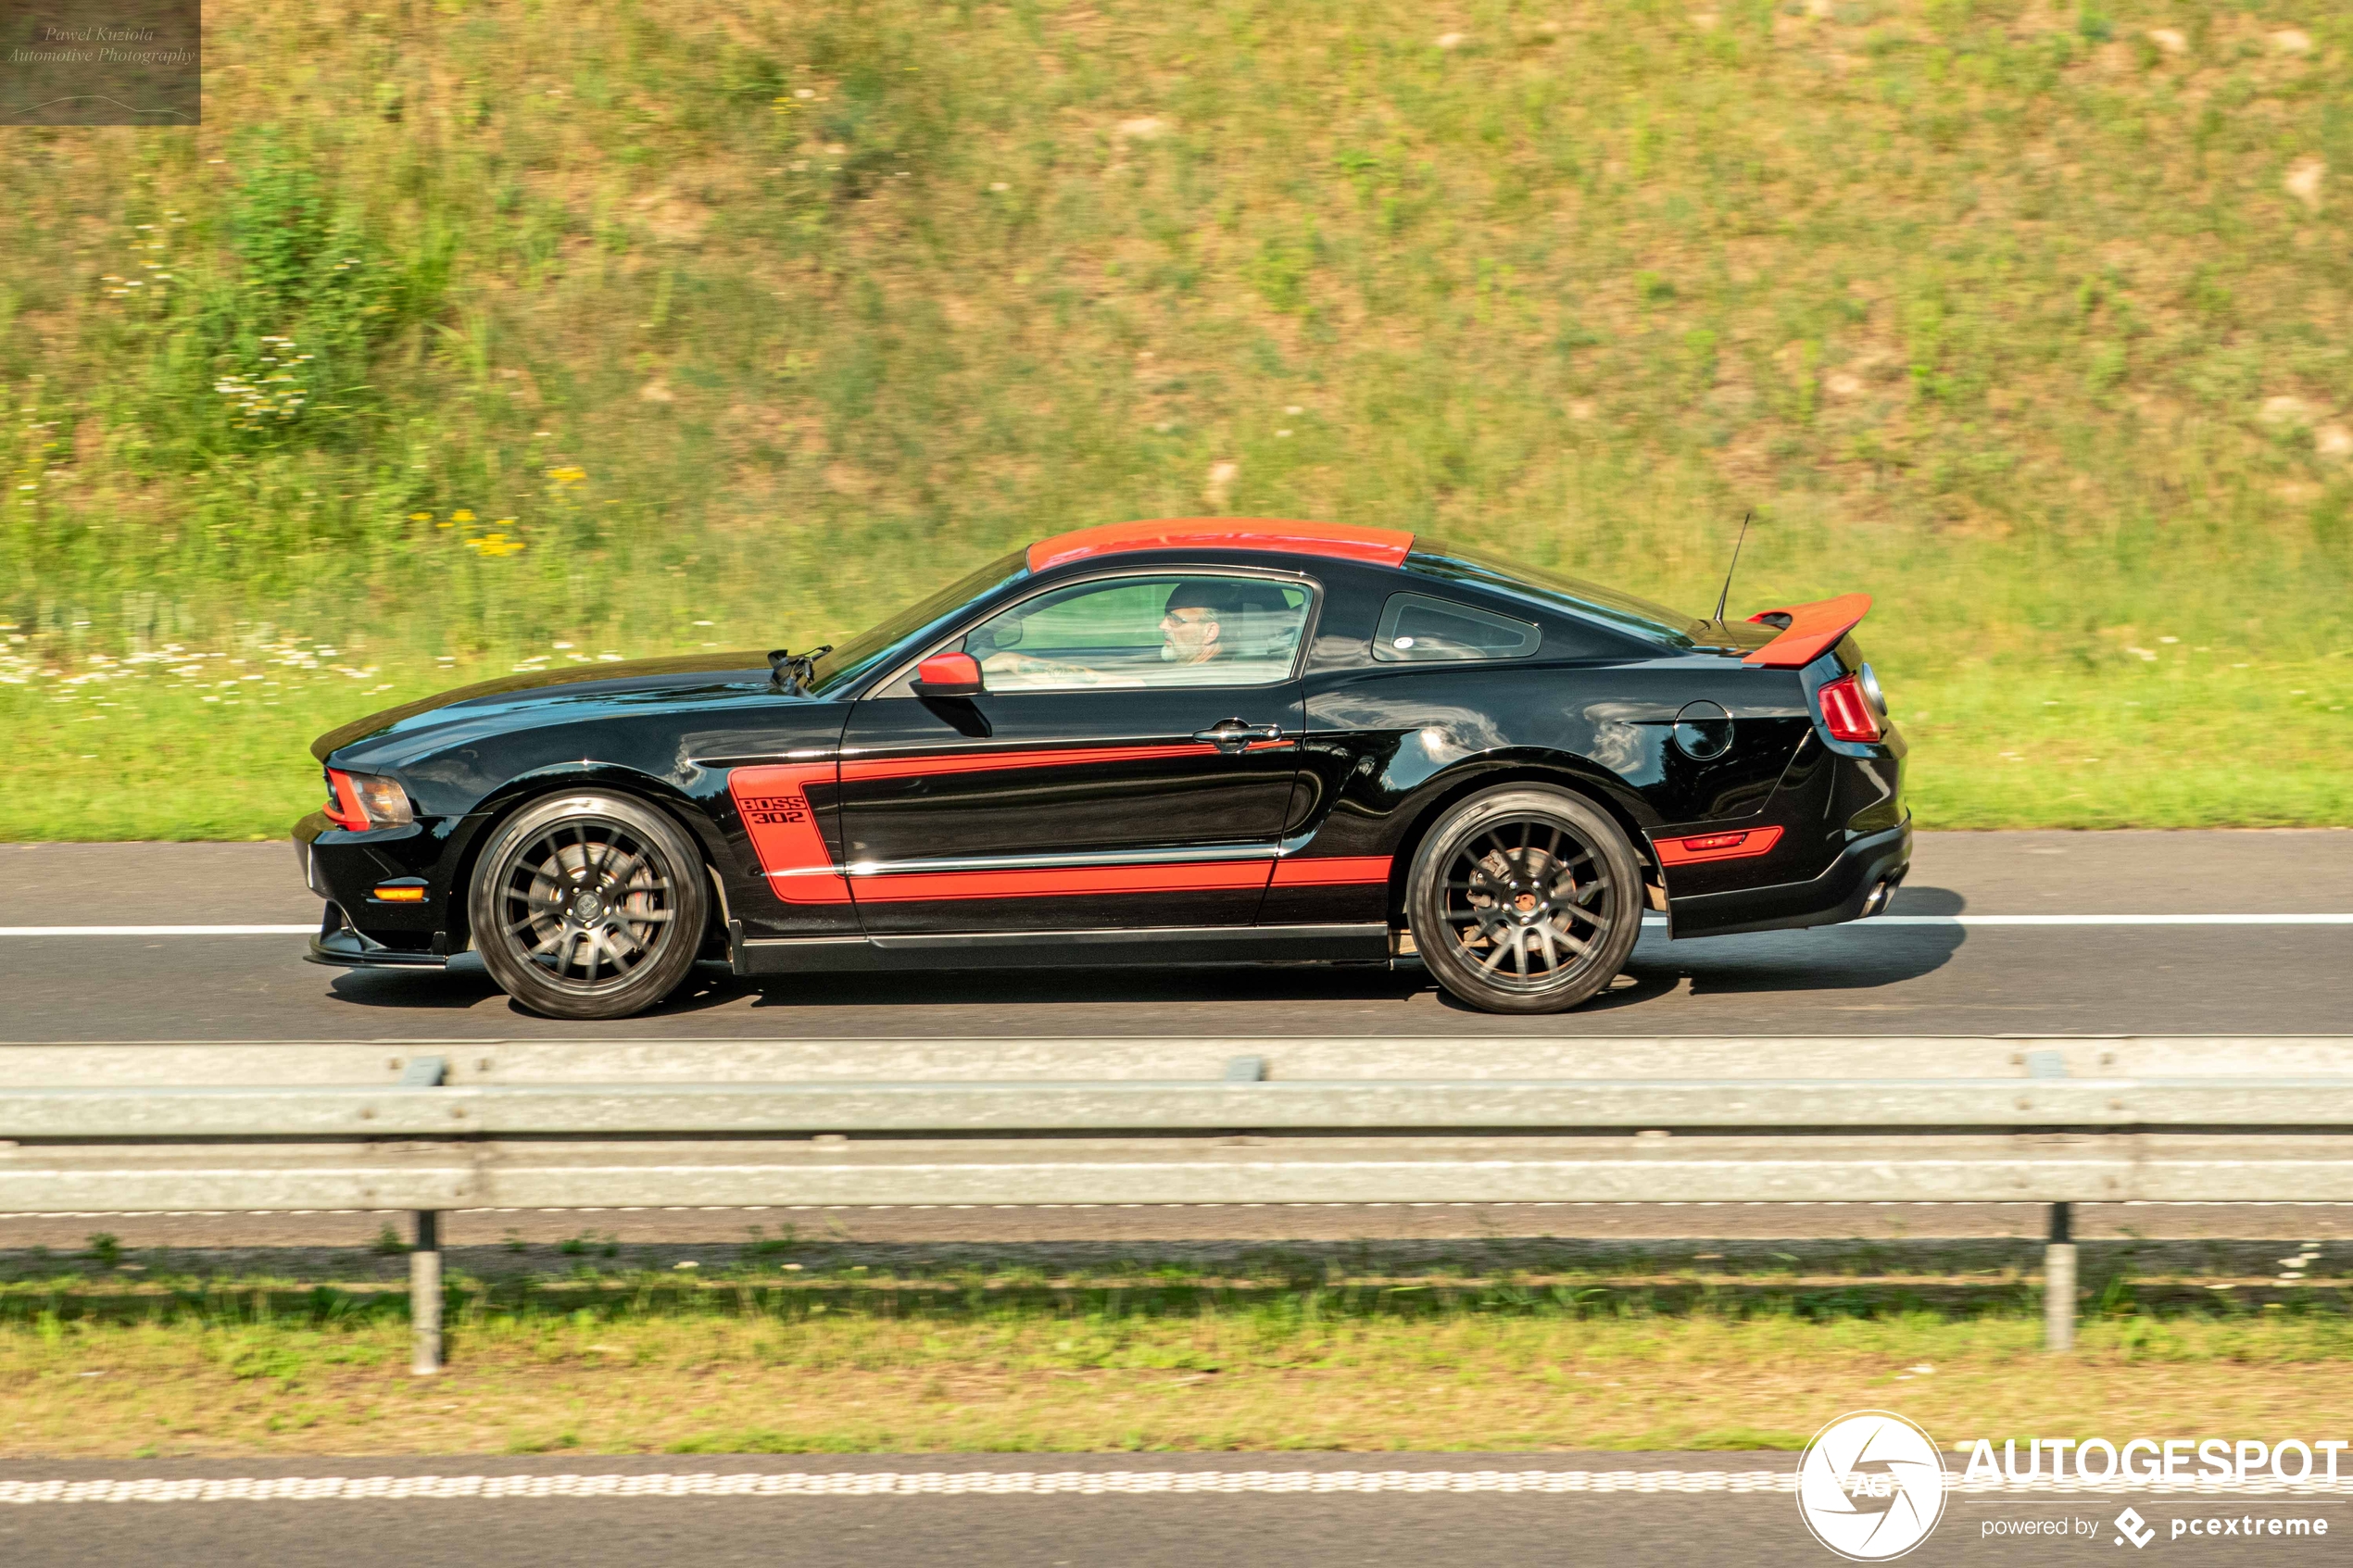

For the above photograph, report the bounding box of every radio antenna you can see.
[1712,511,1753,626]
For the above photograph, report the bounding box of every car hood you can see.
[309,650,777,762]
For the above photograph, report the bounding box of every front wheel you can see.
[1405,785,1643,1015]
[469,792,711,1021]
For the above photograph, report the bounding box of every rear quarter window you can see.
[1373,592,1542,663]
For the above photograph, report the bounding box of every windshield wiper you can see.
[766,645,833,695]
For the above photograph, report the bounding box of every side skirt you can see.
[732,922,1390,975]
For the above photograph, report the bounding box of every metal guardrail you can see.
[6,1035,2353,1371]
[16,1077,2353,1136]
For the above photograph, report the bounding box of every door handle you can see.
[1193,720,1286,749]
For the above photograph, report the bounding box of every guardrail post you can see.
[2044,1201,2075,1352]
[410,1210,443,1376]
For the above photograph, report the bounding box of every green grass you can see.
[9,1263,2353,1456]
[5,0,2351,835]
[6,643,2346,839]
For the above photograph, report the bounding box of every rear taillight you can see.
[323,768,414,831]
[1816,674,1882,743]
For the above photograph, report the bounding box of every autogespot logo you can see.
[1797,1411,1950,1562]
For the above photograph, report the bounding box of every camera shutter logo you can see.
[1796,1411,1949,1562]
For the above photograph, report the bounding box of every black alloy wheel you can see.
[1405,784,1644,1015]
[468,792,710,1021]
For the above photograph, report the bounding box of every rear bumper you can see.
[1666,818,1911,939]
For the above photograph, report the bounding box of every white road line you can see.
[2,916,2349,938]
[7,1470,2353,1504]
[0,925,318,936]
[1870,914,2353,927]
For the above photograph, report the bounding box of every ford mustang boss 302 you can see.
[295,520,1908,1019]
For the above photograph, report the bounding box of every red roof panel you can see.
[1027,518,1415,572]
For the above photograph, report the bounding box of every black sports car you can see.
[295,519,1909,1019]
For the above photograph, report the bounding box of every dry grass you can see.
[8,1273,2353,1458]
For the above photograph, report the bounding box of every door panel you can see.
[837,688,1302,933]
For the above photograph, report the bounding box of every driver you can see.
[1158,581,1241,667]
[976,581,1241,686]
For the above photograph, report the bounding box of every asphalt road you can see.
[0,1455,2338,1567]
[6,830,2350,1251]
[6,838,2352,1564]
[2,830,2349,1040]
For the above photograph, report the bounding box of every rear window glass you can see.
[1373,593,1541,663]
[1404,539,1700,649]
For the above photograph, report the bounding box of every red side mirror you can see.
[912,651,984,698]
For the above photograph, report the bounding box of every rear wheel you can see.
[469,792,710,1021]
[1405,785,1642,1015]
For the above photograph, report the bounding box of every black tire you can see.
[468,792,711,1021]
[1405,784,1643,1015]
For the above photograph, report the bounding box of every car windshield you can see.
[1404,538,1701,649]
[806,548,1032,696]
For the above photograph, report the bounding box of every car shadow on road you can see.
[1541,883,1968,1014]
[325,954,769,1019]
[324,886,1967,1019]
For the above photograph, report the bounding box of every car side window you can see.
[959,574,1312,692]
[1372,592,1541,663]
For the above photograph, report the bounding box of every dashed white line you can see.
[1,1471,1782,1504]
[7,1470,2353,1505]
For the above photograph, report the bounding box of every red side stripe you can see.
[1269,856,1392,887]
[850,860,1274,904]
[840,742,1223,783]
[1651,825,1784,866]
[731,762,852,904]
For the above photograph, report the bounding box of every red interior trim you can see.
[1027,519,1414,572]
[851,860,1274,903]
[1269,856,1392,888]
[841,742,1223,783]
[1652,825,1784,866]
[731,763,851,904]
[1743,594,1871,668]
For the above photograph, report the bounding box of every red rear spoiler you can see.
[1742,593,1871,668]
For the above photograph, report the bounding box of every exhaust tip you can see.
[1861,879,1896,918]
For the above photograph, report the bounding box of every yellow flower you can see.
[409,511,432,521]
[546,466,586,484]
[452,508,475,523]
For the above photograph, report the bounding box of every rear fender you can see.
[1378,754,1661,922]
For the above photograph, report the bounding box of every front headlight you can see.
[324,768,415,830]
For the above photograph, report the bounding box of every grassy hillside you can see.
[4,0,2349,837]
